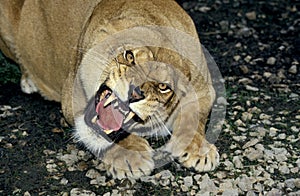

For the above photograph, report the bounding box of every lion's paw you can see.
[21,74,38,94]
[179,141,219,172]
[102,136,154,179]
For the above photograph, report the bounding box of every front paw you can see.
[102,134,154,179]
[179,138,219,172]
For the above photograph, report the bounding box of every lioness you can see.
[0,0,219,179]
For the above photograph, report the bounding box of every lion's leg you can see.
[165,102,219,172]
[102,134,154,179]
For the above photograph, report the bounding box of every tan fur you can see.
[0,0,219,179]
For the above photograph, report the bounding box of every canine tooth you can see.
[104,93,117,107]
[124,111,135,124]
[104,129,113,134]
[91,115,97,124]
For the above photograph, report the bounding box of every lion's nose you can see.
[129,86,144,103]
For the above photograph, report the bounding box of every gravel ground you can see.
[0,0,299,195]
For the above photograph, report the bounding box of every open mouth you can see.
[84,84,143,143]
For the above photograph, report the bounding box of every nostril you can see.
[129,86,144,103]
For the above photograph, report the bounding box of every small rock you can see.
[181,184,189,192]
[289,93,299,99]
[60,178,69,185]
[295,178,300,188]
[279,164,290,174]
[140,175,157,185]
[259,113,271,120]
[245,85,259,92]
[57,153,78,166]
[269,127,278,137]
[199,174,218,193]
[266,188,282,196]
[85,169,101,179]
[296,159,300,168]
[159,170,173,179]
[291,126,299,133]
[237,27,252,37]
[288,65,297,74]
[70,188,96,196]
[244,55,252,63]
[222,189,239,196]
[242,138,259,149]
[285,178,296,189]
[46,163,58,173]
[267,57,276,65]
[246,190,256,196]
[24,191,31,196]
[240,65,249,74]
[234,119,246,127]
[233,136,247,142]
[223,160,234,170]
[197,6,211,13]
[184,176,193,188]
[245,11,256,20]
[263,72,273,78]
[233,156,243,169]
[244,147,263,161]
[288,190,300,196]
[236,176,253,192]
[241,112,253,122]
[233,55,241,61]
[277,133,286,139]
[159,178,170,186]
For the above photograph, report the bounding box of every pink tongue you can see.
[96,98,124,131]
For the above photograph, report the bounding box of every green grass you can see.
[0,51,21,84]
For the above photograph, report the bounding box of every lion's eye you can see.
[123,50,135,65]
[158,83,171,93]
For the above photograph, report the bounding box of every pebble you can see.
[56,153,78,166]
[263,72,273,78]
[277,133,286,139]
[266,188,282,196]
[244,147,264,161]
[239,65,249,74]
[233,156,243,168]
[291,126,299,133]
[245,85,259,92]
[159,170,173,180]
[259,113,271,120]
[184,176,194,188]
[234,119,246,127]
[236,176,253,192]
[233,55,241,61]
[267,57,276,65]
[222,189,239,196]
[285,178,297,189]
[241,112,253,121]
[278,164,290,174]
[245,11,256,20]
[60,178,69,185]
[181,184,189,192]
[199,174,218,193]
[288,65,297,74]
[242,138,259,149]
[70,188,96,196]
[269,127,279,137]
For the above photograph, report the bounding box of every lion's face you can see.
[82,47,190,143]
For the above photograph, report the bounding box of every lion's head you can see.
[81,47,195,146]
